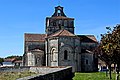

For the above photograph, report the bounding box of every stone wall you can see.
[47,38,59,66]
[23,41,45,66]
[17,66,74,80]
[0,66,30,72]
[81,53,94,72]
[58,37,81,72]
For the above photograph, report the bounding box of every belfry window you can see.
[58,10,60,13]
[57,10,61,16]
[64,50,68,60]
[53,22,56,26]
[64,20,67,27]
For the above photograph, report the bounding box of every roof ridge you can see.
[25,33,46,35]
[48,29,63,37]
[57,29,65,36]
[48,29,76,37]
[77,35,95,36]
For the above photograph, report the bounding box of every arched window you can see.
[64,50,68,60]
[64,20,67,27]
[86,59,88,65]
[51,49,56,61]
[70,20,73,27]
[57,10,61,13]
[53,21,56,26]
[57,10,61,16]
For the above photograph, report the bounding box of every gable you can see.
[48,29,76,38]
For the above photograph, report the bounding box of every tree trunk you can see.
[114,64,116,73]
[106,65,108,77]
[116,64,119,80]
[109,65,112,80]
[106,70,108,77]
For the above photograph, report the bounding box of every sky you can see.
[0,0,119,58]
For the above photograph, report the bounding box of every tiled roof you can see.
[51,16,74,20]
[4,58,16,62]
[14,60,22,63]
[31,49,44,52]
[86,35,97,42]
[77,35,97,43]
[81,49,93,54]
[48,29,76,37]
[25,33,46,42]
[47,16,74,20]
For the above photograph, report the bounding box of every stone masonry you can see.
[23,5,98,72]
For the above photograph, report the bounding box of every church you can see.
[23,6,98,72]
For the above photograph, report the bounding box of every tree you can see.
[0,57,4,65]
[5,55,22,60]
[96,24,120,80]
[96,33,113,79]
[111,24,120,80]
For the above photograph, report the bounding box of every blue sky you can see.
[0,0,119,57]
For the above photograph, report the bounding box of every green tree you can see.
[5,55,22,60]
[97,33,113,79]
[111,24,120,80]
[97,24,120,80]
[0,57,4,65]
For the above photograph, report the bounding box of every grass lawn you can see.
[0,71,36,80]
[73,72,116,80]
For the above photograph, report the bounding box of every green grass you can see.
[73,72,116,80]
[0,71,36,80]
[0,71,117,80]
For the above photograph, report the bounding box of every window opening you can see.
[64,50,68,60]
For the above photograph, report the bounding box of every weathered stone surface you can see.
[0,66,30,72]
[23,5,98,72]
[17,66,74,80]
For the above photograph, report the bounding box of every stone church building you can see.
[23,6,98,72]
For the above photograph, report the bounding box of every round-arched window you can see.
[64,50,68,60]
[51,49,56,61]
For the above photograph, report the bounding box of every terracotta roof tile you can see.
[86,35,97,42]
[81,49,93,54]
[31,49,44,52]
[47,16,74,20]
[4,58,16,62]
[14,60,22,63]
[48,29,76,37]
[25,33,46,42]
[77,35,97,43]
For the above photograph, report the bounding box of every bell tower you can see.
[45,6,75,35]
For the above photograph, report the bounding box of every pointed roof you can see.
[48,16,74,20]
[48,29,76,38]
